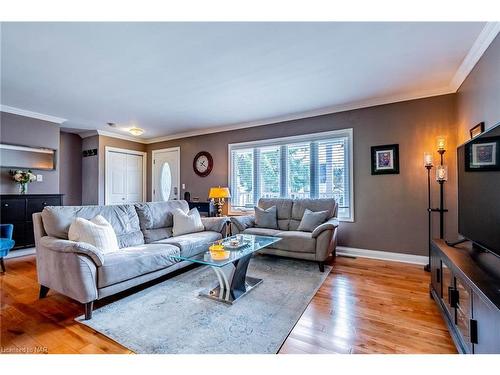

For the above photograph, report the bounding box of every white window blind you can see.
[228,129,353,221]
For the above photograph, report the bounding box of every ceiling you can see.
[0,22,493,141]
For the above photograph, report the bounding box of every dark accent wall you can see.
[0,111,60,194]
[147,94,458,256]
[457,34,500,144]
[59,132,82,205]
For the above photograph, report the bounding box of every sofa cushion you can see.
[41,205,144,248]
[134,201,189,243]
[289,198,336,231]
[242,227,282,237]
[153,231,222,258]
[297,209,329,232]
[272,231,316,253]
[258,198,293,230]
[97,243,180,288]
[254,206,278,229]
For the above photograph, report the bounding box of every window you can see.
[228,129,354,221]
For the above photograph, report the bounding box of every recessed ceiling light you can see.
[129,127,144,136]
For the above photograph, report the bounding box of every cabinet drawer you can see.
[1,199,26,222]
[27,197,61,217]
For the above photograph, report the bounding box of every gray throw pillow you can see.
[172,208,204,236]
[254,206,278,229]
[297,209,329,232]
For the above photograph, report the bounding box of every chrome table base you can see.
[199,253,262,304]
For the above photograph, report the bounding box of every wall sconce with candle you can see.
[423,137,449,272]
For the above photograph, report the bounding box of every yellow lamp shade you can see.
[209,186,231,199]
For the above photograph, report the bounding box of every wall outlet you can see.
[182,183,185,190]
[36,174,43,182]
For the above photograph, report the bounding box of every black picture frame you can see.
[371,144,400,175]
[469,122,485,139]
[465,135,500,172]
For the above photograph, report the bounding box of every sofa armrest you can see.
[39,236,104,267]
[230,215,255,233]
[311,218,339,238]
[201,217,230,235]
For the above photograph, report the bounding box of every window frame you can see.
[227,128,354,222]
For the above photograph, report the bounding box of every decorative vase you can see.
[19,182,28,195]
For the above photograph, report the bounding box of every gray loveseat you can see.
[230,198,339,272]
[33,200,227,319]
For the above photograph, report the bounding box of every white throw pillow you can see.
[172,208,204,237]
[68,215,119,254]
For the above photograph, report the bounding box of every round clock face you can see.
[193,151,213,177]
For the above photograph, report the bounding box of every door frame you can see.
[151,147,181,201]
[104,146,147,205]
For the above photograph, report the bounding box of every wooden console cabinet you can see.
[430,239,500,353]
[0,194,63,249]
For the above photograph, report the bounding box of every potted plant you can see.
[9,169,37,194]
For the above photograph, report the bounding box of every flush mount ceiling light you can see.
[128,127,144,136]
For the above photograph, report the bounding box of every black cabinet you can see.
[430,240,500,354]
[188,201,216,217]
[0,194,63,249]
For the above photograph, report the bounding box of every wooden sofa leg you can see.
[0,258,5,273]
[84,301,94,320]
[39,285,50,298]
[318,262,325,272]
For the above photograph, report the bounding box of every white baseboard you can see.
[336,246,427,265]
[5,247,36,259]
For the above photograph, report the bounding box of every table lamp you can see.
[208,186,231,217]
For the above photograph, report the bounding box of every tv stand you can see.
[445,238,469,247]
[430,239,500,353]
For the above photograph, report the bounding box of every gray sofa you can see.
[230,198,339,272]
[33,200,228,319]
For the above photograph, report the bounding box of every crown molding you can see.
[143,86,453,144]
[450,22,500,92]
[0,105,67,124]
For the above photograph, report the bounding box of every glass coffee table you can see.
[171,234,280,304]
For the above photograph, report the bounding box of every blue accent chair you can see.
[0,224,15,273]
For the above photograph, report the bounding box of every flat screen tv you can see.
[457,121,500,257]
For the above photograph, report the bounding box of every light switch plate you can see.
[36,174,43,182]
[182,183,186,189]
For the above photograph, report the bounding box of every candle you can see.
[423,152,433,167]
[436,136,447,151]
[436,165,448,181]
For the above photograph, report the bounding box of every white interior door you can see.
[153,148,180,201]
[106,148,145,205]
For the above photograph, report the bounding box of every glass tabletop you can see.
[170,234,281,267]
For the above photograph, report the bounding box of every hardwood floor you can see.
[0,254,456,354]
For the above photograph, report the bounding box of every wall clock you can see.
[193,151,213,177]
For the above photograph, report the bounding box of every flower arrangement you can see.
[9,169,37,194]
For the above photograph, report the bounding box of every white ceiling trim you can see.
[0,105,67,124]
[450,22,500,92]
[142,86,454,144]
